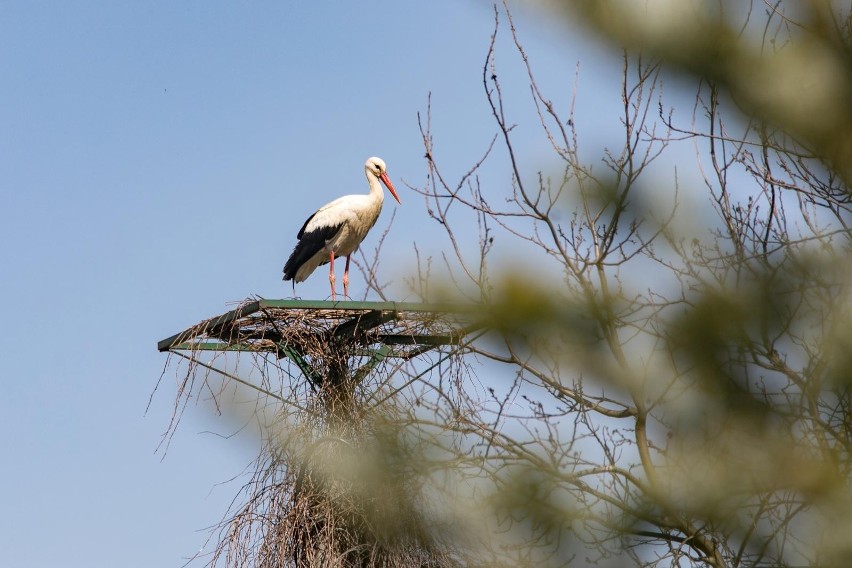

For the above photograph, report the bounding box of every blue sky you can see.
[0,2,632,565]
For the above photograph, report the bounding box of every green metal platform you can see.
[157,298,479,360]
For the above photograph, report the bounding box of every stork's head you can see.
[366,156,401,204]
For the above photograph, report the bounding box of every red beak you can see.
[380,171,401,204]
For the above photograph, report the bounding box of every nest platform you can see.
[158,299,479,383]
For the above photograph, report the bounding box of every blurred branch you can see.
[564,0,852,186]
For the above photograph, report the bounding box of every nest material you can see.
[224,427,457,568]
[161,299,473,364]
[158,299,473,568]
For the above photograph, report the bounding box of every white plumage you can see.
[282,156,401,300]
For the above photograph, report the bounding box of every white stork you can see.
[282,156,401,300]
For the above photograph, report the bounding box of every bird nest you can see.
[156,298,479,568]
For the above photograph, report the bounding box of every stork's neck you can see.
[366,171,385,203]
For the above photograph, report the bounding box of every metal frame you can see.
[158,298,478,360]
[157,299,480,389]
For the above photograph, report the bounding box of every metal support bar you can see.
[332,309,398,340]
[277,344,323,387]
[157,301,262,352]
[168,350,315,415]
[352,345,392,384]
[254,299,474,313]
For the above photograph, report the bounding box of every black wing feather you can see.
[296,211,316,239]
[282,222,343,281]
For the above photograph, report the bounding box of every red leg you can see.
[343,255,351,299]
[328,250,336,301]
